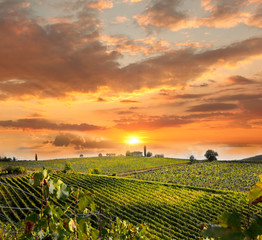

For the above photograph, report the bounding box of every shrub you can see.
[64,162,73,173]
[92,168,101,174]
[13,166,26,174]
[5,166,26,174]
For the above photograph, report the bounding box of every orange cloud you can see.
[115,16,129,23]
[134,0,193,32]
[198,0,250,28]
[134,0,261,32]
[0,118,105,131]
[87,0,113,11]
[1,0,262,99]
[123,0,144,3]
[246,4,262,28]
[101,35,171,56]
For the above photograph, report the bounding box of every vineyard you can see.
[127,161,262,192]
[0,173,262,239]
[0,157,188,175]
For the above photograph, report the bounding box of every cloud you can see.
[124,0,144,3]
[114,112,233,130]
[52,133,116,149]
[199,0,249,28]
[0,0,262,99]
[87,0,113,11]
[212,93,262,102]
[187,103,238,112]
[0,0,120,98]
[116,110,134,115]
[134,0,261,31]
[97,97,107,102]
[120,100,140,103]
[246,4,262,28]
[0,118,105,131]
[227,75,257,85]
[172,93,209,99]
[101,35,170,56]
[239,99,262,116]
[117,37,262,91]
[134,0,191,32]
[114,16,129,24]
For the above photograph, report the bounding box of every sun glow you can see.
[127,136,140,145]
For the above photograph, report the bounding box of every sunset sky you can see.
[0,0,262,160]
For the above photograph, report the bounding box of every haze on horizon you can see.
[0,0,262,160]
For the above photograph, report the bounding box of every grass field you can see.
[0,156,188,175]
[0,173,261,239]
[127,161,262,192]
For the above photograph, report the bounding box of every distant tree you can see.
[126,150,131,156]
[12,157,17,162]
[189,155,196,164]
[146,152,152,157]
[80,154,83,158]
[144,146,147,157]
[35,153,38,161]
[204,150,218,161]
[98,153,103,157]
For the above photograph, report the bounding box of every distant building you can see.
[106,153,116,157]
[131,151,143,157]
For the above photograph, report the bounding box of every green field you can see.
[0,173,261,239]
[127,161,262,192]
[1,158,262,239]
[0,156,188,175]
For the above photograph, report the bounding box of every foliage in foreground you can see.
[1,171,262,239]
[203,174,262,239]
[0,169,152,239]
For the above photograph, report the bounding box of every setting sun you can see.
[127,136,140,145]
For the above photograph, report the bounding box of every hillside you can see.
[0,156,188,175]
[241,155,262,161]
[0,173,261,239]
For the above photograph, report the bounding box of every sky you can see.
[0,0,262,160]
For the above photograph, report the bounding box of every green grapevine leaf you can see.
[68,219,76,233]
[56,182,69,200]
[247,174,262,203]
[49,180,55,194]
[217,210,241,229]
[245,216,262,239]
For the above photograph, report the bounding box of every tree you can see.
[204,149,218,161]
[35,153,38,161]
[98,153,102,157]
[126,150,131,156]
[146,152,152,157]
[189,155,196,164]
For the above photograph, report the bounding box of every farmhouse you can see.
[106,153,116,157]
[131,151,143,157]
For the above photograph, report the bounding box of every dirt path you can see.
[118,163,188,177]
